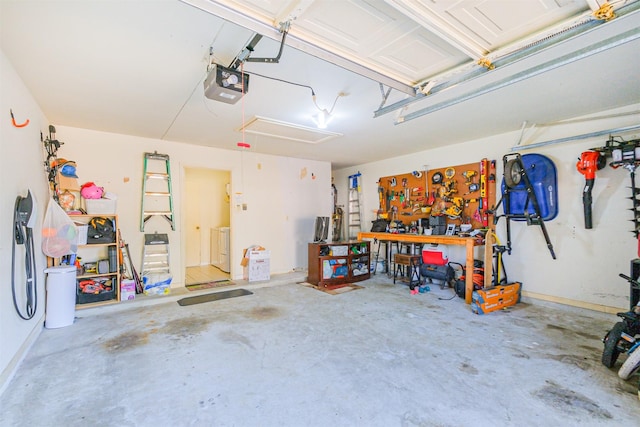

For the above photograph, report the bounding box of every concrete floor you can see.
[2,273,639,426]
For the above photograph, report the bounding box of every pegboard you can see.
[376,171,428,224]
[378,159,496,231]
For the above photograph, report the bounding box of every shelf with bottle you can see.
[307,240,371,287]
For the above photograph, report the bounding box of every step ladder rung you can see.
[142,266,170,272]
[145,152,170,160]
[145,192,170,196]
[146,173,169,179]
[143,211,173,216]
[143,263,169,268]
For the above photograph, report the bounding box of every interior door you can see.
[184,167,231,268]
[185,172,201,267]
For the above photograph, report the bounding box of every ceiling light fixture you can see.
[312,92,346,129]
[313,109,331,129]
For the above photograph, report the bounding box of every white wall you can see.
[54,126,333,282]
[334,104,640,312]
[0,50,51,391]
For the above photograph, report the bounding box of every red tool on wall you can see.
[479,158,489,227]
[576,151,606,229]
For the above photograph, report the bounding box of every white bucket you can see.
[44,265,76,328]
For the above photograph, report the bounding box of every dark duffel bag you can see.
[371,219,389,232]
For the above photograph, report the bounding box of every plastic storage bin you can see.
[44,265,77,328]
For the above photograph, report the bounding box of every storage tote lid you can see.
[44,265,76,274]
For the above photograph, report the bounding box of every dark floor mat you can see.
[177,289,253,306]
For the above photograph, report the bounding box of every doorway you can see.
[184,167,231,285]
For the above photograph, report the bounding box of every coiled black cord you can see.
[12,198,37,320]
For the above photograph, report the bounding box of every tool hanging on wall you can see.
[587,136,640,238]
[348,172,362,239]
[331,180,344,242]
[376,181,385,214]
[576,151,606,229]
[42,125,64,202]
[140,151,175,231]
[493,153,557,260]
[12,191,38,320]
[10,109,30,128]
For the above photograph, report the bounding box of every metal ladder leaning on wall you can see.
[140,151,175,231]
[142,232,171,277]
[348,172,362,240]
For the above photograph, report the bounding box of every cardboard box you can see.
[243,250,270,282]
[120,279,136,301]
[471,293,519,314]
[58,174,80,191]
[241,245,265,267]
[85,198,117,214]
[472,282,521,305]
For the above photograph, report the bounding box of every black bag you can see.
[87,217,115,243]
[370,219,389,232]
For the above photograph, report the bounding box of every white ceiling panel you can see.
[385,0,591,56]
[272,0,471,83]
[292,0,402,51]
[460,0,591,48]
[368,28,469,78]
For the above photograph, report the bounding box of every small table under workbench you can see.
[357,232,492,304]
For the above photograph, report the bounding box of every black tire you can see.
[618,345,640,380]
[504,159,523,188]
[602,322,625,368]
[432,172,443,185]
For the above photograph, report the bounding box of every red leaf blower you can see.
[576,151,606,229]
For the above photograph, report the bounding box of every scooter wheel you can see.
[602,322,625,368]
[504,159,523,188]
[618,345,640,380]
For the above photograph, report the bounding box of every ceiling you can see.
[1,0,639,169]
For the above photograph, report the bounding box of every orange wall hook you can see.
[10,109,30,128]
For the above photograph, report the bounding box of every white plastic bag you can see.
[42,198,78,257]
[142,272,172,295]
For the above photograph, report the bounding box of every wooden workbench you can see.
[357,231,491,304]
